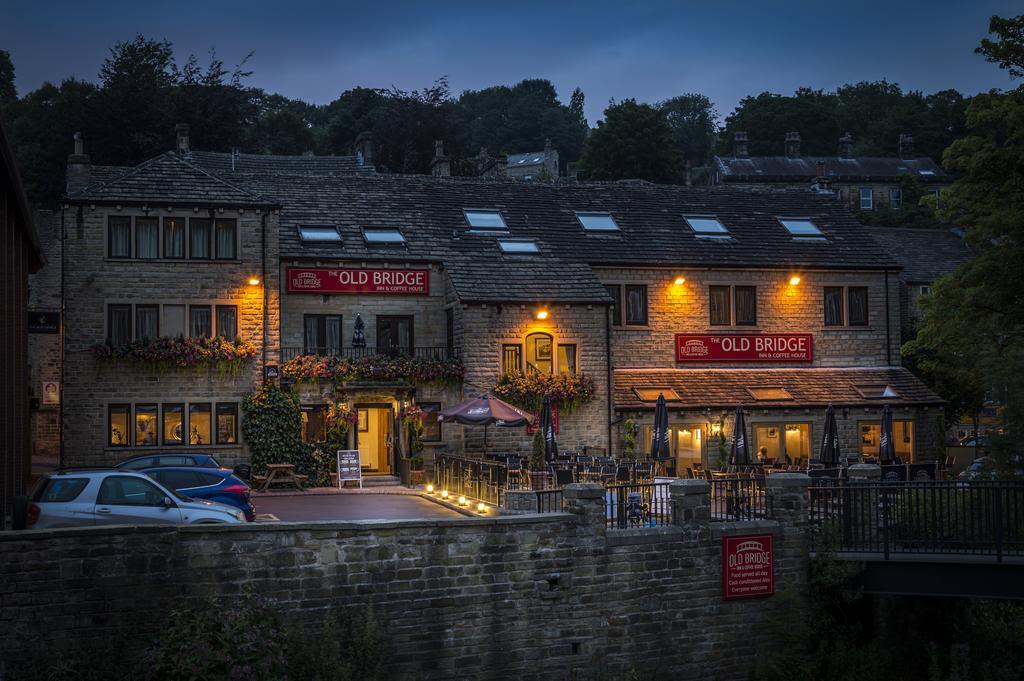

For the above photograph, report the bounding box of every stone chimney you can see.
[175,123,190,155]
[784,132,801,158]
[815,161,826,178]
[543,138,560,178]
[475,147,507,178]
[684,159,693,186]
[430,140,450,177]
[66,132,91,195]
[733,132,749,158]
[898,133,915,159]
[838,133,854,159]
[355,131,374,167]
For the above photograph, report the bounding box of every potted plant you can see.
[624,418,638,460]
[402,405,427,486]
[529,428,551,490]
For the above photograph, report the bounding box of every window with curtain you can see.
[502,344,522,375]
[216,305,238,340]
[109,404,130,447]
[135,217,159,259]
[889,188,902,209]
[606,285,622,326]
[625,285,647,325]
[525,333,553,375]
[108,305,132,345]
[135,305,159,340]
[190,305,212,338]
[709,286,731,326]
[164,305,185,337]
[189,218,211,259]
[189,403,212,445]
[859,187,873,210]
[135,404,158,446]
[300,405,327,443]
[216,403,238,444]
[824,287,844,326]
[163,217,185,258]
[848,287,869,326]
[304,315,341,355]
[557,344,577,374]
[163,403,184,444]
[215,219,237,259]
[734,286,757,326]
[109,217,131,258]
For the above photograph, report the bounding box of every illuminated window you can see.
[502,344,522,375]
[216,404,238,445]
[163,404,184,445]
[557,344,577,374]
[754,423,811,464]
[859,420,914,461]
[300,405,327,443]
[189,403,212,445]
[525,332,553,375]
[109,404,130,447]
[135,404,158,447]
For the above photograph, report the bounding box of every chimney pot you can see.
[431,139,450,177]
[734,132,749,158]
[898,133,915,159]
[838,133,854,159]
[355,131,374,167]
[784,131,801,159]
[175,123,190,155]
[815,160,825,178]
[73,132,84,156]
[66,132,91,195]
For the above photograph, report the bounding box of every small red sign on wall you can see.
[676,334,813,363]
[526,404,559,434]
[287,267,429,295]
[722,534,774,600]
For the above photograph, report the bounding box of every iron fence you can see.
[536,489,564,513]
[434,453,509,507]
[604,482,673,529]
[710,477,768,520]
[808,480,1024,561]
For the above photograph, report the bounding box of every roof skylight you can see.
[298,225,341,242]
[779,218,825,239]
[633,388,682,402]
[853,384,900,399]
[464,210,507,229]
[684,216,730,238]
[498,240,539,253]
[747,387,794,401]
[576,212,619,231]
[363,228,406,244]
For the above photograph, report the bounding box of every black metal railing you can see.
[710,477,769,520]
[809,480,1024,561]
[604,482,673,529]
[536,489,564,513]
[281,346,460,362]
[434,453,509,507]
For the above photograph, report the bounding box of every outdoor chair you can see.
[554,468,575,487]
[507,457,525,489]
[615,465,632,484]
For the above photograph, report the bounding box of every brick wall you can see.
[598,266,900,369]
[0,479,811,680]
[61,206,279,467]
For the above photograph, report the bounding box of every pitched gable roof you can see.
[715,155,947,182]
[67,152,276,206]
[188,150,370,176]
[866,227,972,283]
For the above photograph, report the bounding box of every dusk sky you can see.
[3,0,1020,124]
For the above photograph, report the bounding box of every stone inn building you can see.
[51,127,943,476]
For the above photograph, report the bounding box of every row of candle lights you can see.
[425,484,488,514]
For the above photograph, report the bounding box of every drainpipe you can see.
[59,207,67,468]
[261,211,268,368]
[884,270,892,365]
[606,303,613,455]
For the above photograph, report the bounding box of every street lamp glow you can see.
[426,483,434,494]
[788,275,801,286]
[536,308,549,320]
[441,489,449,499]
[248,278,261,286]
[477,502,487,514]
[674,276,686,285]
[458,495,467,506]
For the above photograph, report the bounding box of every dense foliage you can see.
[241,382,332,485]
[282,353,464,386]
[493,371,596,414]
[578,99,682,183]
[92,335,257,376]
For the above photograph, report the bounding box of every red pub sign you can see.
[287,267,429,295]
[722,534,775,600]
[675,334,813,363]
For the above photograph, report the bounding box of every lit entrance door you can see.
[355,405,393,474]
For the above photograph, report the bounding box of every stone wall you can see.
[61,206,280,467]
[0,479,811,680]
[28,210,62,470]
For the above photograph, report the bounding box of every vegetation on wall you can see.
[623,419,638,460]
[282,353,464,387]
[492,371,596,414]
[241,382,332,486]
[401,405,426,470]
[92,336,257,376]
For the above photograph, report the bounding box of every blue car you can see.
[116,453,224,470]
[142,467,255,521]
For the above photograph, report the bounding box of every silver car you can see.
[26,469,246,529]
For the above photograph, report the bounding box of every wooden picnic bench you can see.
[255,463,306,492]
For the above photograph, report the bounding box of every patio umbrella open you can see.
[650,393,671,471]
[878,403,897,465]
[729,406,752,466]
[438,394,533,456]
[816,404,841,467]
[539,395,558,463]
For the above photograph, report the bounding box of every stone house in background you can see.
[712,131,952,212]
[42,125,945,478]
[0,117,45,528]
[506,139,560,180]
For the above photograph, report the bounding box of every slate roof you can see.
[866,227,972,283]
[188,150,371,176]
[68,153,276,206]
[507,151,550,168]
[614,367,942,410]
[715,155,948,183]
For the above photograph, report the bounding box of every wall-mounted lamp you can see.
[674,276,686,285]
[536,308,549,320]
[788,275,801,286]
[248,278,261,286]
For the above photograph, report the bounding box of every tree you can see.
[904,17,1024,472]
[718,89,839,157]
[579,99,681,183]
[977,14,1024,79]
[0,50,15,107]
[658,93,717,167]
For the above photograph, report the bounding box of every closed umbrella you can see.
[729,406,752,466]
[878,404,897,465]
[816,404,841,466]
[650,393,671,471]
[540,395,558,463]
[438,395,533,456]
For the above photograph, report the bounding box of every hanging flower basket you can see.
[282,353,464,386]
[493,371,596,414]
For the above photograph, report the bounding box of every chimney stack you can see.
[542,138,560,178]
[838,133,854,159]
[898,133,915,159]
[733,131,749,158]
[430,139,451,177]
[475,147,507,178]
[175,123,190,155]
[355,131,374,167]
[784,132,801,158]
[815,161,825,178]
[66,132,91,195]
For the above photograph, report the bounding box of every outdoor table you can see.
[256,463,306,492]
